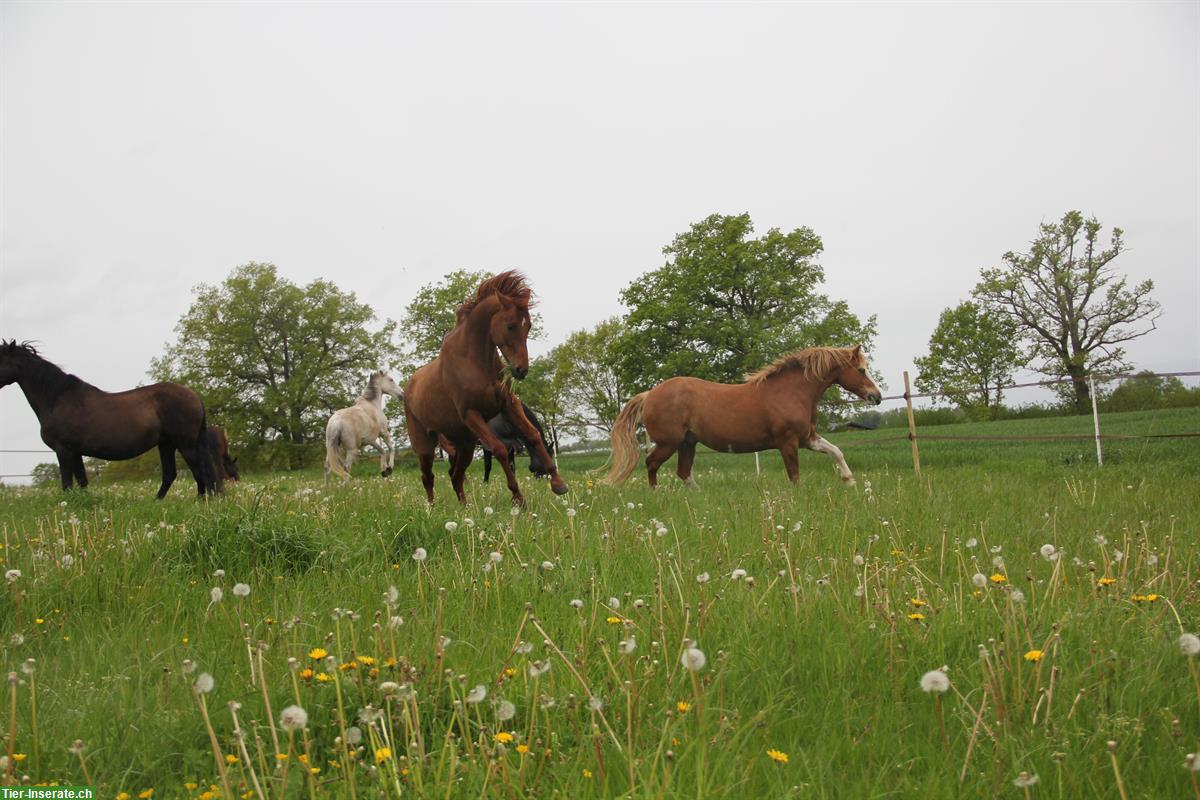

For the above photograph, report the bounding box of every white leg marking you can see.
[809,436,855,485]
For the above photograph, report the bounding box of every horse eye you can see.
[858,368,866,374]
[508,324,517,332]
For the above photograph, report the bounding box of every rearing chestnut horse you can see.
[404,272,568,505]
[0,340,221,497]
[602,345,882,488]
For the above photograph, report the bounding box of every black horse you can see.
[0,340,221,497]
[482,401,554,482]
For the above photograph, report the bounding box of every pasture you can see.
[1,407,1198,798]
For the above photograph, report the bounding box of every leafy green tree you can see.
[550,317,630,435]
[914,301,1027,419]
[974,211,1160,414]
[399,269,544,374]
[30,462,60,488]
[615,213,876,389]
[152,263,399,468]
[1102,371,1200,412]
[515,354,571,452]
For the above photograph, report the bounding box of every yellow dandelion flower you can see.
[315,673,332,682]
[1146,593,1161,602]
[1130,594,1146,602]
[308,647,328,660]
[375,747,391,763]
[299,668,315,681]
[356,655,375,666]
[1024,649,1043,662]
[35,618,44,625]
[385,657,398,668]
[1098,577,1117,586]
[138,790,154,799]
[909,598,927,607]
[275,753,289,761]
[516,744,530,754]
[184,783,199,791]
[606,616,622,624]
[503,667,516,678]
[308,768,320,775]
[338,662,356,672]
[117,794,132,800]
[907,612,926,621]
[767,749,789,764]
[225,754,239,765]
[582,769,593,779]
[676,701,691,713]
[494,732,514,743]
[989,573,1007,584]
[297,754,309,765]
[12,754,27,762]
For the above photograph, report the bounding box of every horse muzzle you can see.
[867,392,882,405]
[510,365,529,380]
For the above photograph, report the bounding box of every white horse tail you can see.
[324,414,351,482]
[600,391,649,485]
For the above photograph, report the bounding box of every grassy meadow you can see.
[1,407,1198,798]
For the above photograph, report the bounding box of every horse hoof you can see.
[551,481,569,495]
[842,476,857,486]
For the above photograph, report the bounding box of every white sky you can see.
[2,1,1197,482]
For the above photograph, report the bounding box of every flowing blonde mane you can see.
[745,346,863,384]
[456,270,534,320]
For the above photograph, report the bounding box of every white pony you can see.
[324,370,403,484]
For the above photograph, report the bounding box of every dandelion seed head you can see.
[4,569,21,583]
[919,670,950,694]
[444,521,458,533]
[680,645,707,672]
[1013,772,1039,788]
[210,587,223,604]
[496,700,516,721]
[279,705,308,731]
[1179,633,1200,656]
[466,685,487,704]
[232,583,250,598]
[971,573,987,589]
[412,548,428,562]
[695,572,710,584]
[194,673,215,694]
[731,568,747,580]
[965,538,978,548]
[1040,544,1057,559]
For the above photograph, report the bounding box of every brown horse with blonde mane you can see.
[602,345,881,488]
[404,271,568,505]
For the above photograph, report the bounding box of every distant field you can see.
[0,407,1197,798]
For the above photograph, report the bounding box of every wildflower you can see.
[315,672,332,682]
[213,569,225,579]
[494,732,514,744]
[496,700,516,721]
[345,727,363,746]
[385,586,399,606]
[466,685,487,704]
[1145,593,1160,602]
[696,572,710,584]
[1013,772,1039,788]
[606,616,622,624]
[194,673,215,694]
[68,740,84,755]
[445,521,458,533]
[209,587,223,604]
[138,790,154,799]
[279,705,308,731]
[298,668,315,681]
[731,568,747,580]
[232,583,250,597]
[4,569,20,582]
[309,647,328,660]
[356,655,375,666]
[909,598,927,607]
[618,637,637,655]
[970,573,987,589]
[907,613,926,621]
[116,794,130,800]
[61,554,74,567]
[540,560,555,571]
[588,695,603,711]
[676,701,691,713]
[1179,634,1200,656]
[582,769,593,778]
[569,599,584,609]
[516,744,530,754]
[1040,544,1057,560]
[528,660,550,678]
[989,573,1006,584]
[412,548,427,562]
[1023,650,1044,662]
[1098,577,1117,586]
[484,506,494,516]
[680,643,707,672]
[767,749,789,764]
[375,747,391,763]
[516,641,533,654]
[389,615,403,629]
[489,551,503,563]
[225,753,239,765]
[919,670,950,694]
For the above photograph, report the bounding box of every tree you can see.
[399,269,544,375]
[615,213,876,390]
[914,301,1027,420]
[1102,371,1199,413]
[515,354,571,452]
[974,211,1160,414]
[550,318,630,436]
[152,263,399,468]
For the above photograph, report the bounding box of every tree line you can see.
[141,209,1168,470]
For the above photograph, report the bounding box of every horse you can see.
[438,401,555,482]
[404,271,568,505]
[483,401,554,482]
[0,340,221,497]
[601,345,882,488]
[324,370,403,484]
[207,426,239,482]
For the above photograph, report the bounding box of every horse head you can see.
[489,292,533,380]
[374,371,404,399]
[0,340,35,388]
[833,345,882,405]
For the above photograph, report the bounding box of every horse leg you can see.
[448,440,476,504]
[72,454,89,489]
[676,433,700,489]
[372,436,390,477]
[380,430,395,477]
[178,443,209,497]
[156,443,178,499]
[483,449,493,483]
[409,427,438,503]
[807,435,856,485]
[55,451,74,491]
[496,396,568,495]
[462,410,525,506]
[645,442,678,489]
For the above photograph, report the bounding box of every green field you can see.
[1,408,1198,798]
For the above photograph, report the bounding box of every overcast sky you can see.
[2,1,1197,482]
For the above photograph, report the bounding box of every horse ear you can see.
[497,292,514,311]
[852,344,862,357]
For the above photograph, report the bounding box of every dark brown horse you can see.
[208,426,239,482]
[404,272,568,505]
[602,345,882,488]
[0,341,221,497]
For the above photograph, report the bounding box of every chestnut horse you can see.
[0,340,221,497]
[404,271,568,505]
[207,426,239,482]
[602,345,882,488]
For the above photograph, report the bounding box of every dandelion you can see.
[676,701,691,713]
[308,648,328,660]
[412,548,427,562]
[210,587,223,604]
[279,705,308,732]
[569,599,583,609]
[608,596,621,608]
[909,598,927,607]
[680,644,707,672]
[971,573,987,589]
[516,744,530,754]
[965,537,978,548]
[213,569,225,579]
[1179,634,1200,656]
[374,747,391,763]
[21,658,34,675]
[989,573,1006,584]
[194,673,215,694]
[515,641,533,654]
[528,660,550,678]
[1040,544,1057,559]
[510,506,520,517]
[484,506,494,516]
[496,699,516,721]
[919,670,950,694]
[1011,589,1026,603]
[232,583,250,598]
[385,586,399,606]
[907,613,925,621]
[1013,772,1039,788]
[767,749,789,764]
[1098,576,1117,586]
[540,561,555,571]
[494,732,514,744]
[730,568,747,580]
[61,554,74,567]
[588,695,603,711]
[445,521,458,533]
[4,569,20,582]
[696,572,710,584]
[345,727,363,746]
[852,554,865,567]
[1024,650,1044,662]
[466,685,487,704]
[618,637,637,655]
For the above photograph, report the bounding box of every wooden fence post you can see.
[903,370,921,476]
[1090,376,1103,466]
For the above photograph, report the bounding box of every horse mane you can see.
[455,270,534,321]
[0,340,85,395]
[362,372,381,402]
[745,346,864,385]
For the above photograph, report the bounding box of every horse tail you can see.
[196,410,224,495]
[600,391,649,485]
[325,416,350,480]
